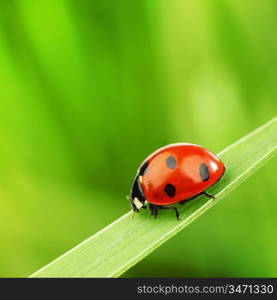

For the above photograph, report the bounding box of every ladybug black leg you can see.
[179,191,215,206]
[203,191,215,199]
[159,206,180,220]
[149,204,159,218]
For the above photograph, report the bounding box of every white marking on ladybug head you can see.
[133,197,143,210]
[139,176,143,183]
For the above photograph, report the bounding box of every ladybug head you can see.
[129,174,146,212]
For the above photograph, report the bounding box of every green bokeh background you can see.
[0,0,276,277]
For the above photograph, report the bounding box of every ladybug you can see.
[129,143,225,219]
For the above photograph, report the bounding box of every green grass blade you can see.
[30,117,277,278]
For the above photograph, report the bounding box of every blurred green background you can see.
[0,0,276,277]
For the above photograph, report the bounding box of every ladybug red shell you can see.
[129,143,225,219]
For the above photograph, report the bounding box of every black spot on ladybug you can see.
[164,184,176,198]
[199,163,209,181]
[166,155,176,169]
[139,161,149,175]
